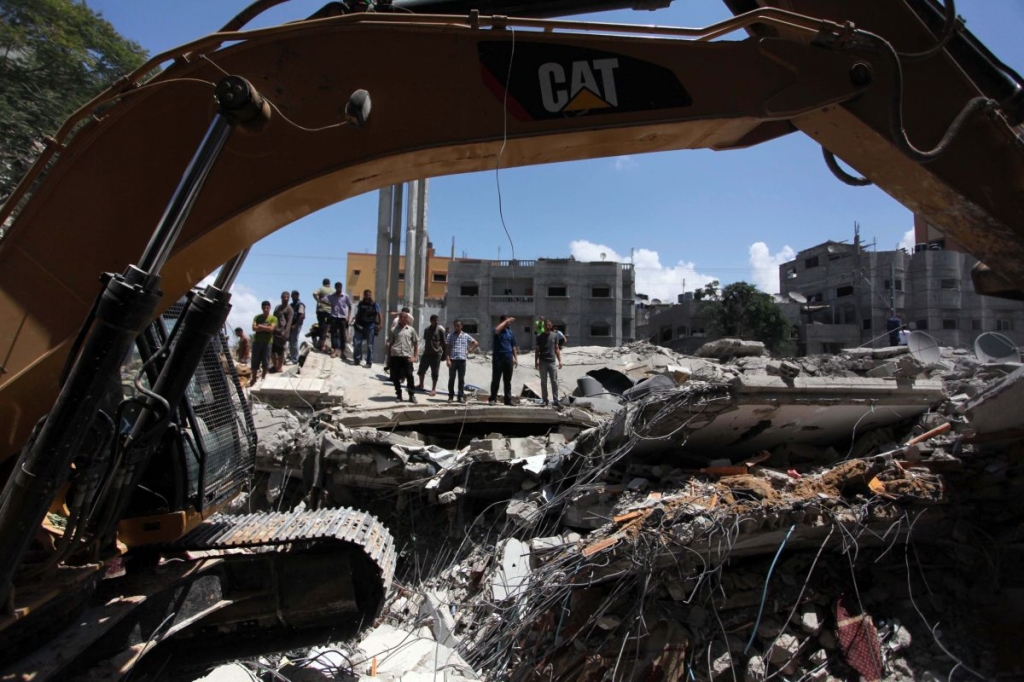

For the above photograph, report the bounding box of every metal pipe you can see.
[138,114,233,274]
[213,248,251,292]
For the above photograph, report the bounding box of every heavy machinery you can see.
[0,0,1021,677]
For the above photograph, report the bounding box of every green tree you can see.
[698,281,793,354]
[0,0,147,203]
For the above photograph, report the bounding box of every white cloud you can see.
[612,155,637,171]
[898,228,915,252]
[199,273,264,335]
[569,240,718,303]
[748,242,795,294]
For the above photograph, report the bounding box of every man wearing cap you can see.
[387,311,420,402]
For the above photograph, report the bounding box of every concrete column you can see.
[375,186,393,364]
[388,183,404,322]
[405,180,419,327]
[414,179,429,322]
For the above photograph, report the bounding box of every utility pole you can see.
[890,259,896,315]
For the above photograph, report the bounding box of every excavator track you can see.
[2,508,396,682]
[171,507,396,590]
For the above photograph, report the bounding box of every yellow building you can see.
[346,246,453,300]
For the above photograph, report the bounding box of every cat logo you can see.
[539,58,620,114]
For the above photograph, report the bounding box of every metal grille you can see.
[160,299,256,509]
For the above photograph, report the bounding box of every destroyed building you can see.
[445,258,637,352]
[215,334,1024,682]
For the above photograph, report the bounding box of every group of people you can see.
[232,280,568,406]
[234,282,383,384]
[385,311,480,403]
[487,316,566,407]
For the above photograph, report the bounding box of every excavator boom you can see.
[1,3,1021,464]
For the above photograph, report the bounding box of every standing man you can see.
[313,277,334,351]
[445,319,478,403]
[535,320,564,407]
[234,327,251,364]
[251,300,276,385]
[417,314,446,396]
[288,290,306,364]
[271,290,294,373]
[489,315,518,405]
[386,311,420,402]
[353,289,382,368]
[327,282,352,360]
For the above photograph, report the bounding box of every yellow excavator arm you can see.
[1,1,1022,465]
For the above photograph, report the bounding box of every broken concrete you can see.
[222,339,1024,682]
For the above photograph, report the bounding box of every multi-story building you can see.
[778,229,1024,354]
[445,258,636,351]
[346,245,452,301]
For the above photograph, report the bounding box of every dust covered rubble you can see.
[229,339,1022,681]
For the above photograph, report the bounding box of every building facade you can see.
[778,237,1024,354]
[445,258,636,352]
[346,246,451,301]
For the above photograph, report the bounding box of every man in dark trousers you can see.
[352,288,382,368]
[445,319,478,403]
[489,315,518,405]
[250,301,276,385]
[387,311,420,402]
[312,277,333,351]
[287,290,306,364]
[327,281,352,360]
[417,314,446,397]
[271,290,294,373]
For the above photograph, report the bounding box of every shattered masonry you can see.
[209,339,1024,681]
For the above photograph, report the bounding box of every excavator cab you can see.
[115,298,256,543]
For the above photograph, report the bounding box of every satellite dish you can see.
[907,331,942,365]
[974,332,1021,364]
[788,291,808,304]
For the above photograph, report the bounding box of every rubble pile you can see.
[232,340,1023,681]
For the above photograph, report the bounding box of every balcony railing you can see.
[490,295,535,304]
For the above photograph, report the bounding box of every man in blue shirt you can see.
[489,315,518,405]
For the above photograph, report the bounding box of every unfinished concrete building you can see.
[779,233,1024,354]
[445,258,636,351]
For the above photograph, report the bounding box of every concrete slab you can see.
[490,538,531,601]
[965,366,1024,438]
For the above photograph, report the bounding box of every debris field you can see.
[202,339,1024,682]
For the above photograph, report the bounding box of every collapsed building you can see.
[203,338,1023,682]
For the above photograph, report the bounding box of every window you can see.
[547,285,568,297]
[971,319,982,331]
[997,319,1014,332]
[916,319,929,331]
[942,319,958,330]
[590,322,612,337]
[862,319,872,331]
[353,269,361,276]
[432,272,448,283]
[940,278,958,289]
[676,326,688,339]
[592,286,611,298]
[805,256,820,269]
[460,283,479,296]
[807,293,823,303]
[462,321,479,334]
[660,327,672,342]
[883,279,903,291]
[397,271,405,281]
[691,326,706,337]
[836,285,854,297]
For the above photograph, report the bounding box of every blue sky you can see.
[86,0,1024,330]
